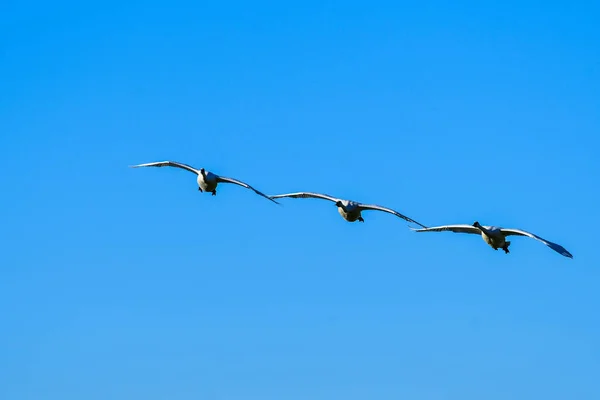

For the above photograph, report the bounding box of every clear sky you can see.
[1,1,599,399]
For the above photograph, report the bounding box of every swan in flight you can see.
[130,160,279,204]
[269,192,427,228]
[412,221,573,258]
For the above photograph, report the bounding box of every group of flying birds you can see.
[131,160,573,259]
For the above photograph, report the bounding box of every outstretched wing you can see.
[129,161,199,175]
[358,203,427,228]
[411,224,481,234]
[216,176,279,204]
[500,228,573,258]
[268,192,339,203]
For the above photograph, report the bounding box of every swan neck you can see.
[477,225,490,235]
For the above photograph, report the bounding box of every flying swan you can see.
[130,160,279,204]
[269,192,427,228]
[412,221,573,258]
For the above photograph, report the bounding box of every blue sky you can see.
[1,1,599,399]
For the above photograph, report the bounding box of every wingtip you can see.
[556,245,573,259]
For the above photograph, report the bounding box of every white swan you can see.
[130,161,279,204]
[412,221,573,258]
[269,192,427,228]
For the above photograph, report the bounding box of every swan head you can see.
[199,168,206,177]
[335,200,344,208]
[472,221,481,228]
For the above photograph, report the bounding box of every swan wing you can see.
[129,161,199,175]
[411,224,481,234]
[268,192,339,203]
[357,203,427,228]
[216,176,279,204]
[500,228,573,258]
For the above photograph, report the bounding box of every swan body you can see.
[130,160,278,204]
[269,192,427,228]
[412,221,573,258]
